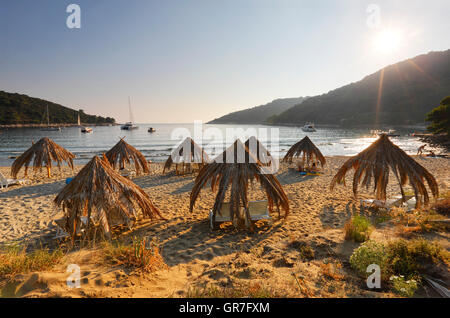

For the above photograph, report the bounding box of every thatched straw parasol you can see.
[190,139,289,228]
[163,137,210,174]
[54,155,163,239]
[282,136,326,168]
[11,137,75,178]
[244,136,273,166]
[105,138,149,175]
[330,134,438,208]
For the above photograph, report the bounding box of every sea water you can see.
[0,123,430,165]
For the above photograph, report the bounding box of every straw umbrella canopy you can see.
[11,137,75,178]
[54,155,163,239]
[330,134,438,208]
[282,136,326,168]
[244,136,273,166]
[105,138,149,175]
[163,137,210,174]
[190,139,289,228]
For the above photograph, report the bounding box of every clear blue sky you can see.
[1,0,449,123]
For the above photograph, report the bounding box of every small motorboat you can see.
[301,122,316,132]
[81,126,93,133]
[121,122,139,130]
[148,127,156,133]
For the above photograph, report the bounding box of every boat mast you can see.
[128,96,134,124]
[47,105,50,126]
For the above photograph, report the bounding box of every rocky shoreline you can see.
[0,123,117,129]
[420,134,450,153]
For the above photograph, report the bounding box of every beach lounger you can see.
[120,169,136,179]
[209,202,232,230]
[209,200,271,230]
[0,172,28,189]
[360,195,414,211]
[54,218,72,239]
[244,200,272,228]
[53,216,90,240]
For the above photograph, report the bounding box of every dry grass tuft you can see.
[0,244,64,279]
[101,236,167,273]
[186,282,278,298]
[433,198,450,216]
[320,262,345,281]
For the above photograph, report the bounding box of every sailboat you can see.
[41,105,61,131]
[121,96,139,130]
[78,113,93,133]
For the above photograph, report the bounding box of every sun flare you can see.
[374,29,403,54]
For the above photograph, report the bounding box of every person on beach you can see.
[417,144,426,156]
[296,162,304,172]
[309,162,319,173]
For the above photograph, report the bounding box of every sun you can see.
[374,29,403,54]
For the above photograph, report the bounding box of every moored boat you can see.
[121,97,139,130]
[78,114,93,133]
[41,105,61,131]
[301,122,316,132]
[372,129,400,137]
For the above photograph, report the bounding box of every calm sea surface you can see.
[0,123,428,166]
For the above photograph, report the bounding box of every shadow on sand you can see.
[127,217,285,267]
[276,168,320,185]
[0,181,65,200]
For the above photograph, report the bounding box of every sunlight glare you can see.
[374,29,403,54]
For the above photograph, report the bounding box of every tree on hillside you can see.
[426,96,450,135]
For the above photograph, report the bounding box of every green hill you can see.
[208,97,305,124]
[270,50,450,127]
[0,91,115,125]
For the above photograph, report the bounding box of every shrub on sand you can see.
[350,238,448,296]
[344,215,373,242]
[390,275,419,297]
[385,239,448,279]
[349,240,389,279]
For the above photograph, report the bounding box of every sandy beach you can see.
[0,156,449,297]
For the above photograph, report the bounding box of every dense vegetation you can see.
[208,97,305,124]
[270,50,450,127]
[426,96,450,135]
[0,91,115,125]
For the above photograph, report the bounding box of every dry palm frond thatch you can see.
[163,137,210,174]
[244,136,273,166]
[330,134,438,208]
[105,138,149,175]
[190,140,289,228]
[54,155,163,239]
[11,137,75,178]
[282,136,326,167]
